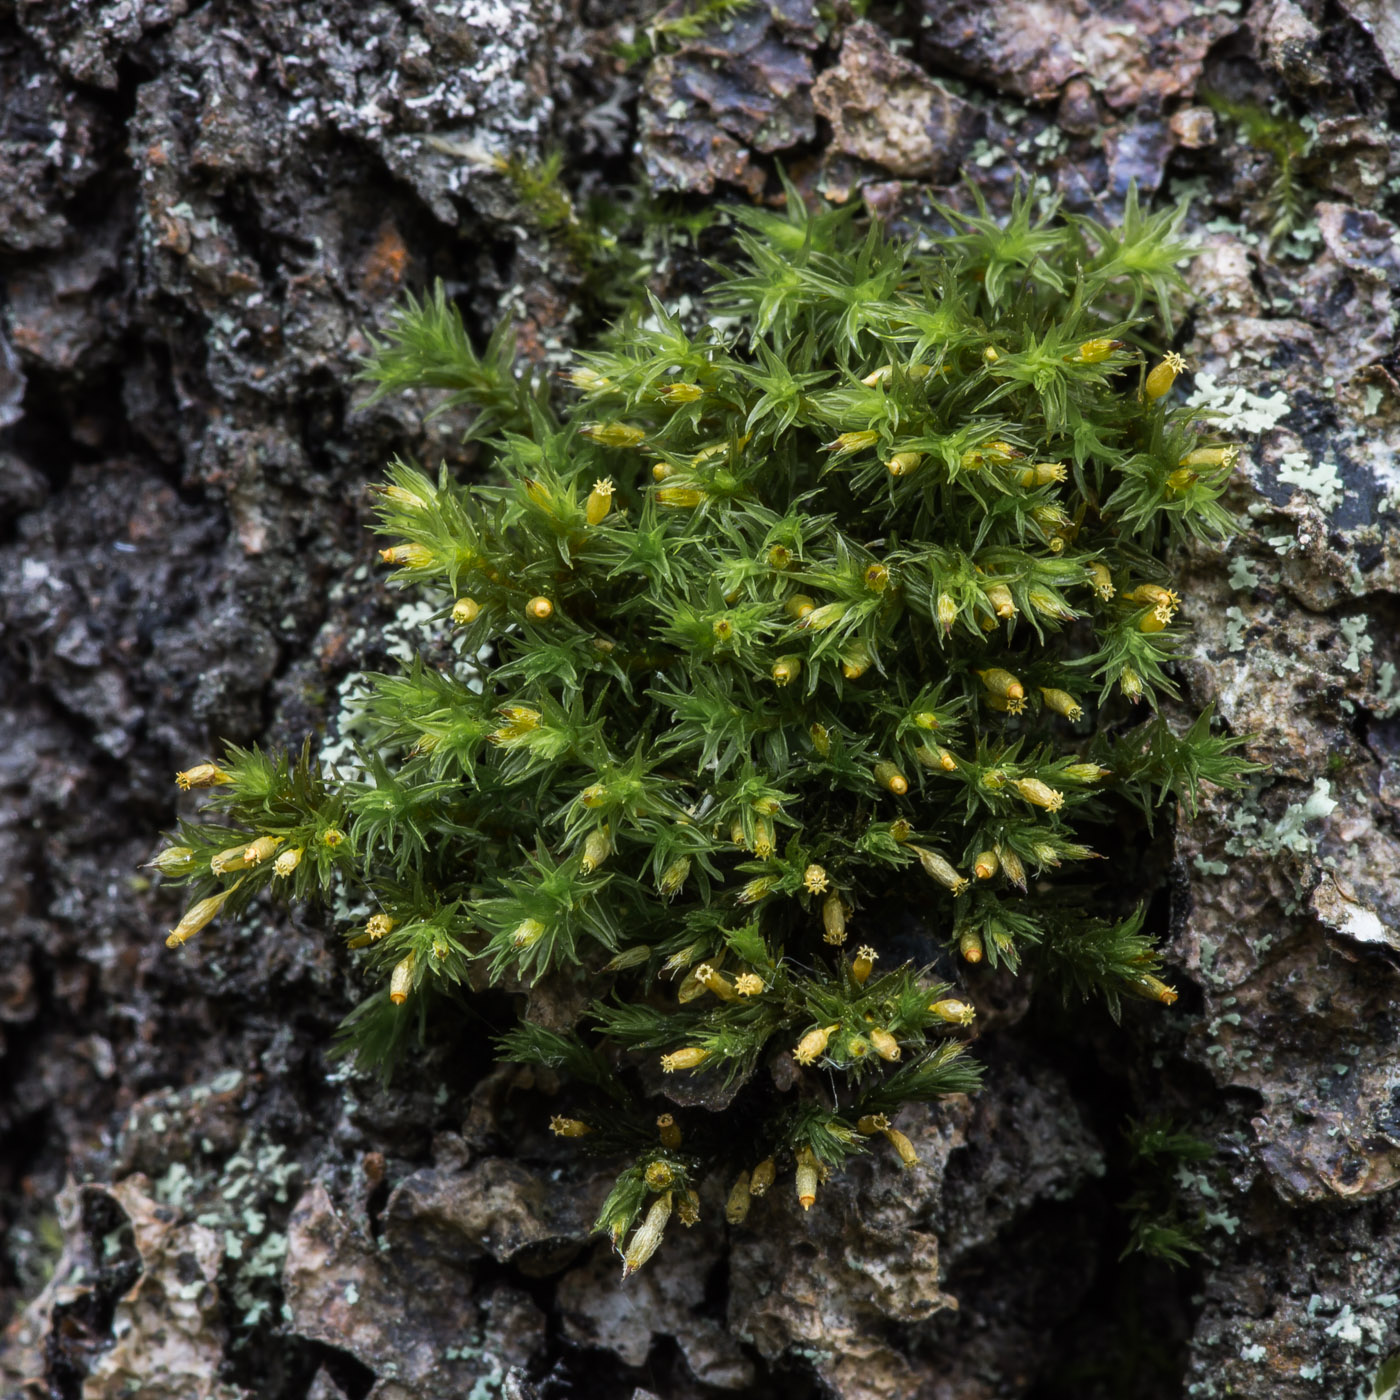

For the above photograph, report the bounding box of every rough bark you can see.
[2,1,1399,1398]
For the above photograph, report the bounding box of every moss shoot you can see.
[153,179,1258,1273]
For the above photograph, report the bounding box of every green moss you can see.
[1202,91,1312,246]
[155,179,1259,1272]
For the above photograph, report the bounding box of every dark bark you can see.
[2,1,1399,1397]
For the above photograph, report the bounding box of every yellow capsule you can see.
[389,951,415,1005]
[1064,763,1112,783]
[621,1191,671,1278]
[379,543,434,568]
[659,381,703,403]
[784,594,816,621]
[752,816,775,858]
[1134,975,1179,1006]
[585,477,615,525]
[800,601,848,632]
[1145,352,1188,400]
[452,596,481,625]
[734,973,765,997]
[936,592,958,631]
[916,846,969,895]
[657,485,705,507]
[165,884,240,948]
[795,1145,819,1210]
[737,875,778,905]
[864,563,889,593]
[1139,610,1168,633]
[1068,337,1125,364]
[657,1113,682,1149]
[603,945,651,975]
[725,1171,752,1225]
[978,668,1025,706]
[971,440,1023,467]
[929,998,976,1025]
[973,850,999,881]
[651,460,673,481]
[869,1027,901,1062]
[210,841,252,875]
[890,818,912,842]
[522,476,555,513]
[984,346,999,362]
[174,762,230,791]
[861,363,931,386]
[803,863,829,894]
[565,366,610,392]
[526,596,553,621]
[809,723,831,758]
[883,1125,919,1168]
[1179,445,1239,470]
[691,433,750,466]
[1125,583,1180,621]
[660,1046,710,1073]
[659,857,691,896]
[874,761,908,795]
[886,450,922,477]
[767,544,793,569]
[794,1023,840,1065]
[321,827,345,847]
[676,965,708,1004]
[678,1185,701,1227]
[772,655,802,686]
[958,929,984,964]
[712,616,735,644]
[550,1116,591,1138]
[985,583,1016,618]
[146,845,196,875]
[822,891,847,945]
[1018,460,1069,487]
[695,963,740,1002]
[1039,687,1084,722]
[365,914,395,941]
[997,844,1027,890]
[378,480,433,510]
[581,826,612,873]
[851,944,878,984]
[1126,582,1179,609]
[1120,666,1144,702]
[1028,587,1074,621]
[841,641,873,680]
[749,1158,776,1196]
[645,1160,674,1190]
[1166,467,1198,494]
[242,835,280,866]
[1015,777,1065,811]
[581,421,646,447]
[512,918,545,949]
[824,430,879,455]
[1089,562,1115,600]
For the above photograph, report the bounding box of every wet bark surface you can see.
[2,2,1399,1398]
